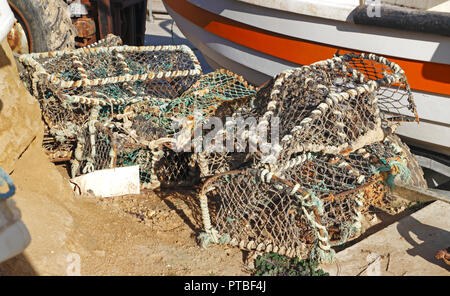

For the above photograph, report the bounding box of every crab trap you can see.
[196,53,423,263]
[18,43,203,161]
[68,69,257,188]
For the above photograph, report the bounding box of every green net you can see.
[123,69,257,135]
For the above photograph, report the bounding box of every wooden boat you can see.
[162,0,450,167]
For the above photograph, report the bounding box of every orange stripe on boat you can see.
[164,0,450,96]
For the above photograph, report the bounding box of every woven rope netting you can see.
[187,54,415,181]
[197,53,421,262]
[18,41,422,263]
[18,38,258,187]
[123,69,257,136]
[18,39,202,179]
[199,136,413,261]
[19,41,202,128]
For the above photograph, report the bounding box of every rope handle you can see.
[0,168,16,200]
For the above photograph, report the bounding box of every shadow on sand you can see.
[397,215,450,271]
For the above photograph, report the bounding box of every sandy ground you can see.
[322,200,450,276]
[0,158,248,275]
[0,192,249,276]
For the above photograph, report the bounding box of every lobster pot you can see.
[122,69,258,136]
[196,53,422,263]
[70,121,198,189]
[190,53,419,192]
[66,68,258,188]
[199,168,322,261]
[119,69,258,184]
[215,53,419,169]
[18,44,203,120]
[17,44,202,160]
[198,135,415,262]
